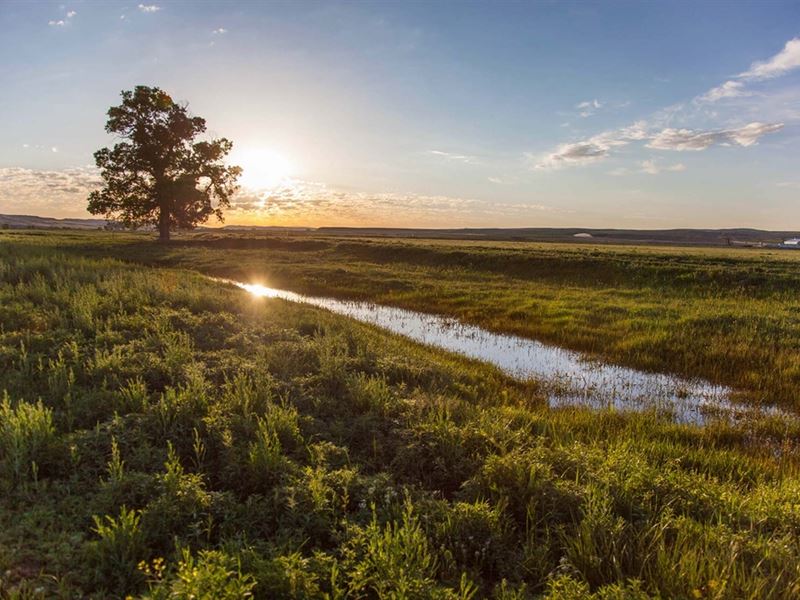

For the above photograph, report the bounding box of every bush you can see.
[141,548,255,599]
[87,506,146,591]
[0,393,56,488]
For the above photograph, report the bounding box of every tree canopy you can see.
[88,86,241,241]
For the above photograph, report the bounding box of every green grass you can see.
[35,229,799,409]
[1,231,799,598]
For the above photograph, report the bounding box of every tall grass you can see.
[0,393,55,488]
[1,231,799,598]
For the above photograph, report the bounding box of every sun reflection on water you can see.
[240,282,282,298]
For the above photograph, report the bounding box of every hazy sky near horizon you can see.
[1,1,799,229]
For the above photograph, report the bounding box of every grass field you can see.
[48,230,800,409]
[1,230,800,598]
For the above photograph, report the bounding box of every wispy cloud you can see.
[647,122,783,151]
[228,179,562,227]
[640,159,686,174]
[698,80,751,103]
[535,119,782,168]
[212,28,228,35]
[0,168,562,226]
[0,167,101,216]
[534,39,796,170]
[698,37,800,103]
[428,150,476,164]
[48,8,76,27]
[576,99,602,117]
[138,4,161,13]
[739,37,800,81]
[534,121,648,169]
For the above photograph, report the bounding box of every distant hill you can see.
[2,214,798,247]
[316,226,800,246]
[0,214,107,230]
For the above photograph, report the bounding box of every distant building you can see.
[573,232,593,238]
[782,238,800,246]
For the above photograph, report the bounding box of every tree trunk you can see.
[158,207,170,243]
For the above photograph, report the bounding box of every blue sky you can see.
[1,1,799,228]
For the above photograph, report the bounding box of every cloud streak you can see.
[739,37,800,81]
[640,160,686,175]
[48,8,76,27]
[576,99,603,117]
[647,122,784,151]
[0,167,102,216]
[535,120,782,168]
[428,150,477,164]
[0,168,562,226]
[228,179,563,226]
[534,122,648,169]
[699,37,800,103]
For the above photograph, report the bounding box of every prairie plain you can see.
[1,230,800,598]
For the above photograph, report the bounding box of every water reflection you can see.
[230,281,778,425]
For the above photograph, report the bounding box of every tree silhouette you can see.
[88,86,241,242]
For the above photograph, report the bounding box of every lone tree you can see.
[88,86,241,242]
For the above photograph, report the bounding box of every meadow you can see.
[1,230,800,598]
[69,231,800,409]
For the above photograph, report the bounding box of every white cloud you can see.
[0,168,565,226]
[226,179,562,226]
[212,28,227,35]
[698,80,750,103]
[534,121,648,169]
[739,37,800,81]
[428,150,476,164]
[138,4,161,13]
[576,99,602,117]
[0,167,102,216]
[535,119,781,169]
[647,122,783,151]
[535,141,609,168]
[48,8,77,27]
[699,37,800,103]
[640,159,686,174]
[577,100,601,109]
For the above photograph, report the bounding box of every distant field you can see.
[2,230,800,598]
[29,229,800,410]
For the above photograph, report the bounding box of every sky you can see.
[1,1,799,229]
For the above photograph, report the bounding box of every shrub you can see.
[0,392,56,487]
[87,506,146,591]
[141,548,255,599]
[343,500,477,599]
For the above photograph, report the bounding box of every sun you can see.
[230,146,294,189]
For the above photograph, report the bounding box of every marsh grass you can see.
[1,231,799,598]
[62,230,799,409]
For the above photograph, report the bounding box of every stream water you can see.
[224,280,778,424]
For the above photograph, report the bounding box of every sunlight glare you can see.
[239,282,281,298]
[231,146,294,189]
